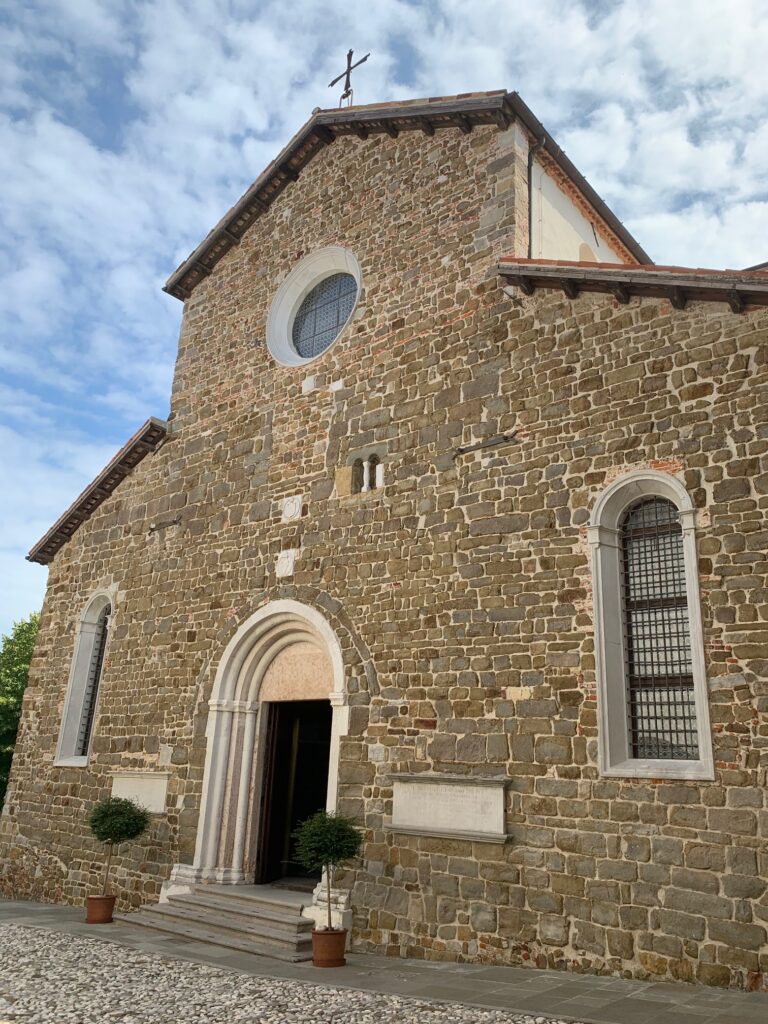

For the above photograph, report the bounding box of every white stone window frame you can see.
[588,470,714,781]
[266,247,362,367]
[54,589,116,768]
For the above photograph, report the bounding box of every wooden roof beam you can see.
[727,289,745,314]
[670,286,687,310]
[610,284,630,304]
[457,115,473,134]
[561,279,580,300]
[420,119,435,136]
[313,125,335,145]
[504,275,535,296]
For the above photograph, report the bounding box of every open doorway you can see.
[255,700,332,888]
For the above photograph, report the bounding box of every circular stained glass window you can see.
[291,272,358,359]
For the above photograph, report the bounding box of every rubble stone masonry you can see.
[1,119,767,989]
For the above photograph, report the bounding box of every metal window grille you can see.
[620,498,698,760]
[292,273,357,359]
[76,605,111,757]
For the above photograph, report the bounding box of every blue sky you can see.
[2,0,767,637]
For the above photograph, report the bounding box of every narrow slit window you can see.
[76,604,111,757]
[620,499,698,760]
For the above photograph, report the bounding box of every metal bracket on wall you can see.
[453,431,520,460]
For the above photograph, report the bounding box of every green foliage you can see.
[292,810,362,874]
[0,612,40,807]
[87,797,151,846]
[87,796,150,895]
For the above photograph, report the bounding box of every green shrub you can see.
[87,797,150,895]
[0,612,40,809]
[292,810,362,930]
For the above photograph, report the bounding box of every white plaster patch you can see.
[301,376,316,394]
[281,494,303,522]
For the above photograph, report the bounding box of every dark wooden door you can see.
[255,700,332,884]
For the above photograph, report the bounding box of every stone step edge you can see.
[115,913,312,963]
[170,892,314,931]
[130,903,313,950]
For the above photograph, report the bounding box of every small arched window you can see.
[351,459,364,494]
[56,595,112,766]
[349,453,384,495]
[367,454,381,492]
[589,472,713,780]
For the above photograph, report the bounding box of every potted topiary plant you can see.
[85,796,150,924]
[292,810,363,968]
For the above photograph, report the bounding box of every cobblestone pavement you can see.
[0,924,581,1024]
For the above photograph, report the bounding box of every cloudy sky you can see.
[1,0,767,637]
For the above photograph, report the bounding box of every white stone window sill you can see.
[54,756,88,768]
[601,758,714,781]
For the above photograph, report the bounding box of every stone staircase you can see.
[116,883,314,962]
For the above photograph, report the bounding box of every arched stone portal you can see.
[169,600,349,888]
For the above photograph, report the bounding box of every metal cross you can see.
[329,49,370,107]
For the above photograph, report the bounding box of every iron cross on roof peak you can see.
[329,49,370,107]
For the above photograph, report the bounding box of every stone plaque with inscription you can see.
[390,774,508,842]
[111,772,169,814]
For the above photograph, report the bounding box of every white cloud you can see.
[1,0,767,633]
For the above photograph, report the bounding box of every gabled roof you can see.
[497,258,768,312]
[164,90,652,301]
[27,418,168,566]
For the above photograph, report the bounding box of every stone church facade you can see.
[2,91,767,989]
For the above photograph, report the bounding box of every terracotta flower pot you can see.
[311,927,347,968]
[86,894,116,924]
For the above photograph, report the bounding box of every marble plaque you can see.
[390,774,508,842]
[111,772,169,814]
[275,548,299,577]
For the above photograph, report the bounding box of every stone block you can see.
[659,910,706,941]
[539,914,570,946]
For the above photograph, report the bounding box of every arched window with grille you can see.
[55,593,113,766]
[588,472,713,779]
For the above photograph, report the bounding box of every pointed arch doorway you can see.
[173,600,349,888]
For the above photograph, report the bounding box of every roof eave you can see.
[27,417,168,566]
[163,91,651,302]
[497,259,768,313]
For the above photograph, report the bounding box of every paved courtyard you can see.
[1,901,767,1024]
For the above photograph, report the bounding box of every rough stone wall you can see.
[1,116,767,989]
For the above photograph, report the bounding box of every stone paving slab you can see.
[1,900,767,1024]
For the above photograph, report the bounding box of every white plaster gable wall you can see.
[531,164,625,264]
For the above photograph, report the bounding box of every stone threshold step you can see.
[196,884,309,910]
